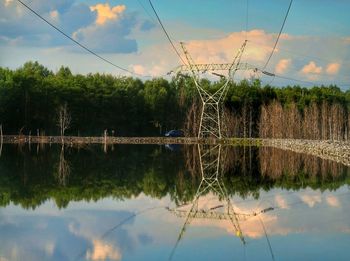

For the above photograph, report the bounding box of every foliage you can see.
[0,62,349,137]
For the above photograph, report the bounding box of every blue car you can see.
[165,130,184,137]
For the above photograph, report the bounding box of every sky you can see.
[0,0,350,88]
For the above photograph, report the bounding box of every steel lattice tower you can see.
[173,40,255,138]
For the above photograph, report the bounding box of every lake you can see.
[0,144,349,261]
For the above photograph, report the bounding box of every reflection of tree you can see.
[0,123,3,157]
[259,147,348,186]
[0,145,349,209]
[57,145,70,186]
[141,168,167,198]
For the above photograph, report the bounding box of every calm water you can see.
[0,144,349,261]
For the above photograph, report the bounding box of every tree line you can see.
[1,61,350,139]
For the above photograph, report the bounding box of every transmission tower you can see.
[173,41,256,138]
[168,144,255,259]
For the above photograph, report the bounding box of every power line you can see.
[148,0,187,66]
[245,0,249,41]
[16,0,150,78]
[249,40,350,66]
[137,0,179,44]
[265,72,350,88]
[263,0,293,70]
[246,41,350,86]
[136,0,158,25]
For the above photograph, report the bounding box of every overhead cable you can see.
[148,0,187,66]
[136,0,158,25]
[263,0,294,70]
[16,0,151,78]
[245,0,249,40]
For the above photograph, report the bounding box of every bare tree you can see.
[0,124,3,157]
[57,103,71,143]
[57,145,70,186]
[183,99,201,137]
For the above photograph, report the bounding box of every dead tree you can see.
[0,124,3,157]
[57,145,70,186]
[57,103,71,144]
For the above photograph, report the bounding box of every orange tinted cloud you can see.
[275,59,291,74]
[301,61,322,74]
[275,194,289,209]
[90,3,126,25]
[326,63,341,75]
[326,195,340,207]
[184,30,281,64]
[86,240,122,261]
[300,194,321,207]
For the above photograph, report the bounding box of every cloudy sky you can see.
[1,0,350,87]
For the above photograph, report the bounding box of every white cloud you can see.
[90,3,126,25]
[275,59,291,74]
[131,64,146,75]
[49,10,59,22]
[184,30,277,65]
[326,62,341,75]
[72,12,138,53]
[301,61,323,75]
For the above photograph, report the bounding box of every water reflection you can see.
[169,145,246,259]
[0,143,349,209]
[0,144,349,260]
[57,145,71,186]
[169,144,277,260]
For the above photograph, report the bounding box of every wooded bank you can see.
[1,62,350,139]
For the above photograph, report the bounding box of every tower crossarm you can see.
[168,208,254,221]
[172,62,257,74]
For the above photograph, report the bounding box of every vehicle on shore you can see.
[164,130,184,137]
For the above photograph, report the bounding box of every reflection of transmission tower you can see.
[174,41,256,138]
[168,145,254,259]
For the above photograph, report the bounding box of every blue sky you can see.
[1,0,350,87]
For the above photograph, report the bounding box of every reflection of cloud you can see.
[90,3,126,25]
[86,239,122,261]
[45,241,55,256]
[326,195,340,208]
[275,195,289,209]
[300,194,322,207]
[9,245,18,261]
